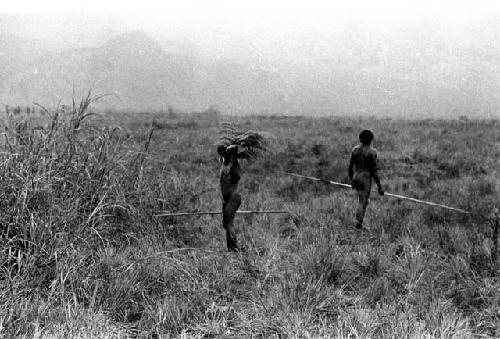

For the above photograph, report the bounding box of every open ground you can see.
[1,101,499,338]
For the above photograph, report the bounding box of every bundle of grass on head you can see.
[217,122,273,163]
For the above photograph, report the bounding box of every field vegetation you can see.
[1,97,499,338]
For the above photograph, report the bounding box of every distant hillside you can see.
[0,29,288,112]
[1,18,499,118]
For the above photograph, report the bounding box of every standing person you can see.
[217,124,271,251]
[217,144,242,252]
[348,130,384,229]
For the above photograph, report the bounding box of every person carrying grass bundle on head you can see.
[348,129,384,229]
[217,123,271,252]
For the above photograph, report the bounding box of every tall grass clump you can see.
[0,92,156,337]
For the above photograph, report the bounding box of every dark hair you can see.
[217,144,226,156]
[359,130,374,144]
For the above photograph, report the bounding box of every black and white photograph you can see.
[1,0,500,337]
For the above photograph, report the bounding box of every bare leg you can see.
[356,189,370,228]
[223,193,242,251]
[354,173,371,229]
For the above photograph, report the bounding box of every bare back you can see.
[350,145,378,175]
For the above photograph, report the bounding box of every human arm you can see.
[348,153,354,183]
[372,170,384,195]
[371,152,384,195]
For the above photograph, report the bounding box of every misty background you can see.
[1,2,500,118]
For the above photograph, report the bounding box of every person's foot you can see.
[355,223,370,231]
[227,243,246,252]
[226,236,239,252]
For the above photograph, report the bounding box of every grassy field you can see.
[1,99,499,338]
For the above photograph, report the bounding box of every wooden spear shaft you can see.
[154,210,289,218]
[280,171,471,215]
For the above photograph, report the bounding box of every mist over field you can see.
[1,6,500,118]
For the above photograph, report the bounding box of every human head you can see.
[217,144,226,158]
[217,144,238,164]
[359,130,374,145]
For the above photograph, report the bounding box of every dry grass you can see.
[218,122,273,160]
[0,101,499,338]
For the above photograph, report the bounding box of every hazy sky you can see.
[2,0,500,116]
[4,0,499,60]
[3,0,499,29]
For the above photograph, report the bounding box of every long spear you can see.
[155,210,289,218]
[280,171,471,215]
